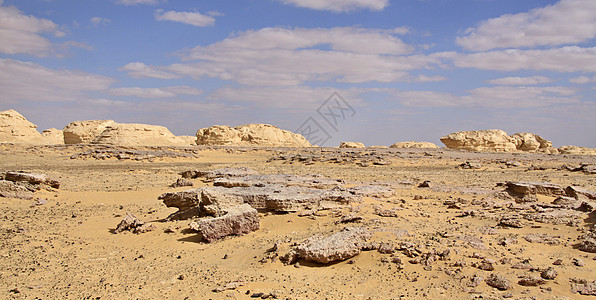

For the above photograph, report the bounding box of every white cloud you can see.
[155,10,215,27]
[90,17,111,27]
[115,0,161,5]
[454,46,596,73]
[0,4,65,56]
[487,76,553,85]
[0,58,115,102]
[569,75,596,84]
[119,62,181,79]
[413,74,447,83]
[124,27,446,86]
[109,86,203,98]
[394,86,578,108]
[457,0,596,51]
[278,0,389,12]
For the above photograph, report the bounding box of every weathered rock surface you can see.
[485,274,512,290]
[41,128,64,145]
[294,227,372,264]
[189,204,259,243]
[114,213,155,234]
[0,180,35,199]
[339,142,365,148]
[440,130,517,152]
[4,171,60,188]
[565,186,596,200]
[0,109,42,144]
[196,124,311,147]
[92,123,190,146]
[389,141,439,149]
[571,280,596,295]
[558,145,596,155]
[511,132,556,153]
[63,120,116,144]
[506,181,565,198]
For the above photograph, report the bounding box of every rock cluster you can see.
[389,141,439,149]
[113,213,155,234]
[196,124,311,147]
[0,171,60,199]
[440,130,557,153]
[339,142,365,148]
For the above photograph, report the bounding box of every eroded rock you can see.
[189,204,259,243]
[294,227,372,264]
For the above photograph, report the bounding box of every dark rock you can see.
[518,277,546,286]
[579,237,596,253]
[458,161,482,169]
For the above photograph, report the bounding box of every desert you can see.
[0,109,595,299]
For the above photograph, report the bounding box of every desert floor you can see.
[0,144,595,299]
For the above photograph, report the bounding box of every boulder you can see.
[41,128,64,145]
[113,213,155,234]
[0,109,42,144]
[558,145,596,155]
[0,180,35,199]
[196,124,311,147]
[565,186,596,200]
[189,204,260,243]
[511,132,556,153]
[389,141,439,149]
[505,182,566,200]
[440,129,517,152]
[63,120,116,144]
[339,142,365,148]
[4,171,60,188]
[92,123,189,146]
[294,227,372,264]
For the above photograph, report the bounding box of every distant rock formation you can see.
[440,130,558,153]
[41,128,64,145]
[390,141,439,149]
[63,120,116,144]
[92,123,190,147]
[339,142,365,148]
[196,124,311,147]
[0,109,42,144]
[558,145,596,155]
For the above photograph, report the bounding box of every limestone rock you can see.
[114,213,155,234]
[92,123,189,146]
[558,145,596,155]
[440,130,517,152]
[390,141,439,149]
[189,204,260,243]
[0,180,35,199]
[566,186,596,200]
[339,142,365,148]
[511,132,556,153]
[294,227,372,264]
[5,171,60,188]
[506,181,566,197]
[196,124,311,147]
[485,274,512,290]
[177,135,197,146]
[63,120,116,144]
[0,109,42,144]
[41,128,64,145]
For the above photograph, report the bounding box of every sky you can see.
[0,0,595,147]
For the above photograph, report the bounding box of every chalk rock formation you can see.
[294,227,372,264]
[390,141,439,149]
[196,124,311,147]
[558,145,596,155]
[92,123,189,146]
[440,130,517,152]
[511,132,556,153]
[339,142,365,148]
[63,120,116,144]
[178,135,197,146]
[41,128,64,145]
[189,204,260,243]
[0,109,42,144]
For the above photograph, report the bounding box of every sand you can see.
[0,144,594,299]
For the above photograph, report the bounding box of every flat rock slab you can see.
[506,181,566,197]
[189,204,259,243]
[0,180,35,199]
[295,227,372,264]
[213,174,344,189]
[566,186,596,200]
[4,171,60,188]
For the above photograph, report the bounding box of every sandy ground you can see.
[0,144,595,299]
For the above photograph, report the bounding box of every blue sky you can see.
[1,0,595,147]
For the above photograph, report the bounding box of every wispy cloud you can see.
[90,17,111,27]
[486,76,553,85]
[277,0,389,12]
[109,86,203,98]
[115,0,162,6]
[155,10,216,27]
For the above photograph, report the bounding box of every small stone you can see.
[485,274,512,290]
[541,267,557,280]
[518,276,546,286]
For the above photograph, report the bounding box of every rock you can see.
[511,132,556,153]
[389,141,439,149]
[158,189,204,220]
[177,135,197,146]
[518,277,546,286]
[0,180,35,199]
[506,181,565,197]
[188,204,260,243]
[552,196,582,209]
[579,238,596,253]
[41,128,64,145]
[485,274,512,290]
[294,227,372,264]
[63,120,116,144]
[565,186,596,200]
[558,145,596,155]
[196,124,312,147]
[458,161,482,169]
[541,267,558,280]
[92,123,190,146]
[170,178,194,188]
[0,109,43,144]
[346,185,395,198]
[212,281,245,293]
[499,218,525,228]
[440,130,518,152]
[114,213,155,234]
[571,280,596,295]
[4,171,60,188]
[339,142,365,148]
[523,233,560,245]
